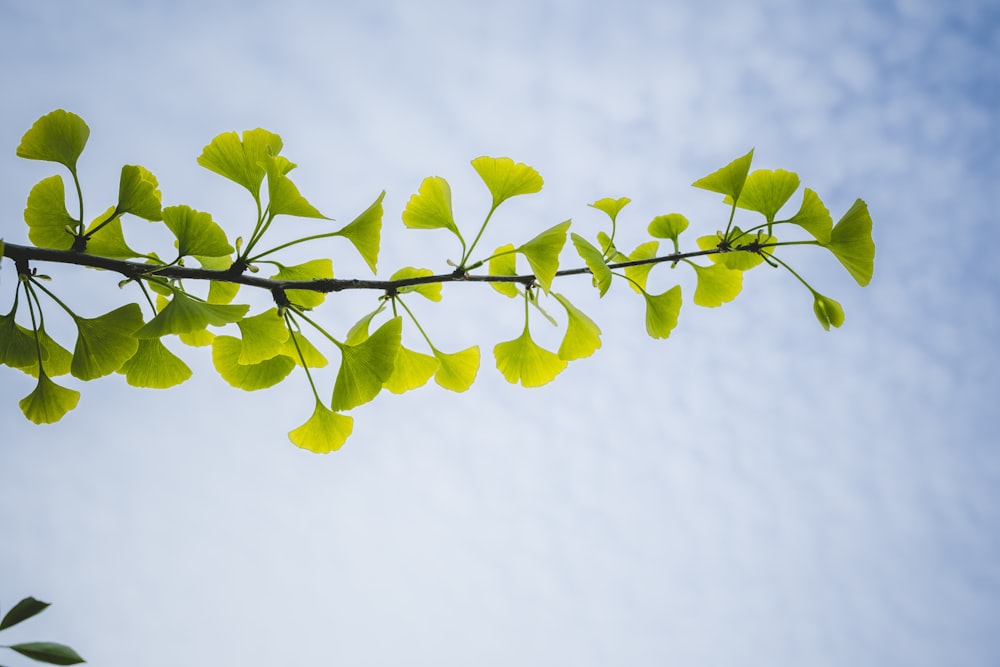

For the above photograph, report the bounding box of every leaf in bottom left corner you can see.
[19,372,80,424]
[288,402,354,453]
[8,641,85,665]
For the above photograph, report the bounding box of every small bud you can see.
[248,264,259,273]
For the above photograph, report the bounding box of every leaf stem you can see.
[460,205,497,269]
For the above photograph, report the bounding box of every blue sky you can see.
[1,1,998,665]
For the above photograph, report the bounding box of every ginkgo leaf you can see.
[691,262,743,307]
[282,331,328,368]
[390,266,442,302]
[517,219,571,293]
[135,291,249,339]
[402,176,463,242]
[335,191,383,273]
[24,175,76,250]
[236,308,289,365]
[471,156,543,209]
[488,244,520,298]
[697,230,774,271]
[823,198,875,286]
[432,346,480,392]
[494,325,567,387]
[644,285,682,339]
[570,233,612,297]
[787,188,832,244]
[597,231,623,260]
[197,128,283,198]
[288,401,354,454]
[344,305,385,346]
[260,152,328,219]
[19,371,80,425]
[18,326,74,378]
[197,255,241,305]
[270,259,333,309]
[70,303,144,380]
[692,149,754,202]
[162,205,234,258]
[178,329,216,347]
[383,345,439,394]
[589,197,631,223]
[119,337,193,388]
[624,241,659,294]
[728,169,800,222]
[648,213,689,244]
[812,291,845,331]
[554,293,601,361]
[0,310,41,370]
[16,109,90,172]
[116,164,163,221]
[212,335,295,390]
[84,207,143,259]
[330,316,402,411]
[8,641,86,666]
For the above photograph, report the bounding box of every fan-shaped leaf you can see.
[570,233,612,297]
[729,169,799,222]
[648,213,689,245]
[70,303,144,380]
[589,197,631,223]
[24,175,76,249]
[135,291,249,339]
[624,241,659,294]
[432,346,480,392]
[236,308,289,365]
[691,263,743,307]
[787,188,832,244]
[692,149,754,202]
[116,164,163,221]
[162,205,233,258]
[494,326,566,387]
[335,191,383,273]
[16,109,90,172]
[823,199,875,286]
[517,220,571,293]
[212,335,294,390]
[19,371,80,425]
[402,176,463,242]
[643,285,682,339]
[288,401,354,454]
[331,316,402,411]
[488,244,519,298]
[471,156,543,209]
[554,293,601,360]
[197,128,283,198]
[270,259,332,309]
[0,311,40,370]
[390,266,442,302]
[84,207,143,259]
[283,331,327,368]
[384,345,439,394]
[119,337,192,388]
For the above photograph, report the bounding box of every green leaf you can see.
[570,233,612,297]
[553,293,601,361]
[691,262,743,307]
[197,128,283,198]
[24,175,76,250]
[70,303,143,380]
[643,285,682,339]
[8,642,85,666]
[16,326,74,379]
[197,255,241,305]
[517,220,571,293]
[119,337,193,388]
[729,169,800,222]
[697,230,774,271]
[487,244,519,298]
[282,331,327,368]
[84,207,143,259]
[16,109,90,172]
[162,205,234,258]
[270,259,333,309]
[235,308,289,365]
[647,213,689,244]
[383,345,439,394]
[812,291,845,331]
[0,597,50,631]
[135,291,249,339]
[787,188,832,244]
[494,325,566,387]
[432,346,480,392]
[262,152,328,219]
[0,310,41,370]
[596,231,623,260]
[402,176,463,242]
[335,191,383,273]
[471,156,543,209]
[211,335,294,390]
[692,149,754,202]
[116,165,163,221]
[390,267,442,302]
[331,316,402,411]
[344,306,385,346]
[823,199,875,286]
[288,401,354,453]
[589,197,631,223]
[624,241,659,294]
[19,371,80,424]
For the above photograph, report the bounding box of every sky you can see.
[1,0,998,665]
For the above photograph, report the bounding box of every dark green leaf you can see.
[8,642,85,665]
[0,597,50,631]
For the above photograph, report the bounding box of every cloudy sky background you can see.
[1,0,997,665]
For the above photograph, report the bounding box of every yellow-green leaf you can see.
[70,303,144,380]
[116,164,163,221]
[0,310,41,371]
[692,149,754,202]
[494,326,566,387]
[331,316,402,411]
[162,205,234,258]
[823,199,875,287]
[471,156,543,209]
[488,244,520,298]
[787,188,833,244]
[16,109,90,171]
[119,337,192,388]
[624,241,659,294]
[198,255,241,305]
[644,285,682,339]
[648,213,689,243]
[211,335,294,390]
[383,345,439,394]
[288,401,354,454]
[335,191,383,273]
[589,197,631,223]
[282,331,327,368]
[691,263,743,307]
[19,371,80,425]
[570,233,612,297]
[197,128,283,198]
[84,207,143,259]
[812,292,845,331]
[517,220,571,293]
[390,266,443,302]
[270,259,332,309]
[24,175,76,250]
[236,308,289,365]
[433,346,480,392]
[554,293,601,361]
[402,176,463,245]
[135,291,249,339]
[729,168,800,222]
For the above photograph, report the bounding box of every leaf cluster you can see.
[0,596,85,665]
[1,111,875,452]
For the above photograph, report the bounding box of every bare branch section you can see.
[2,241,721,294]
